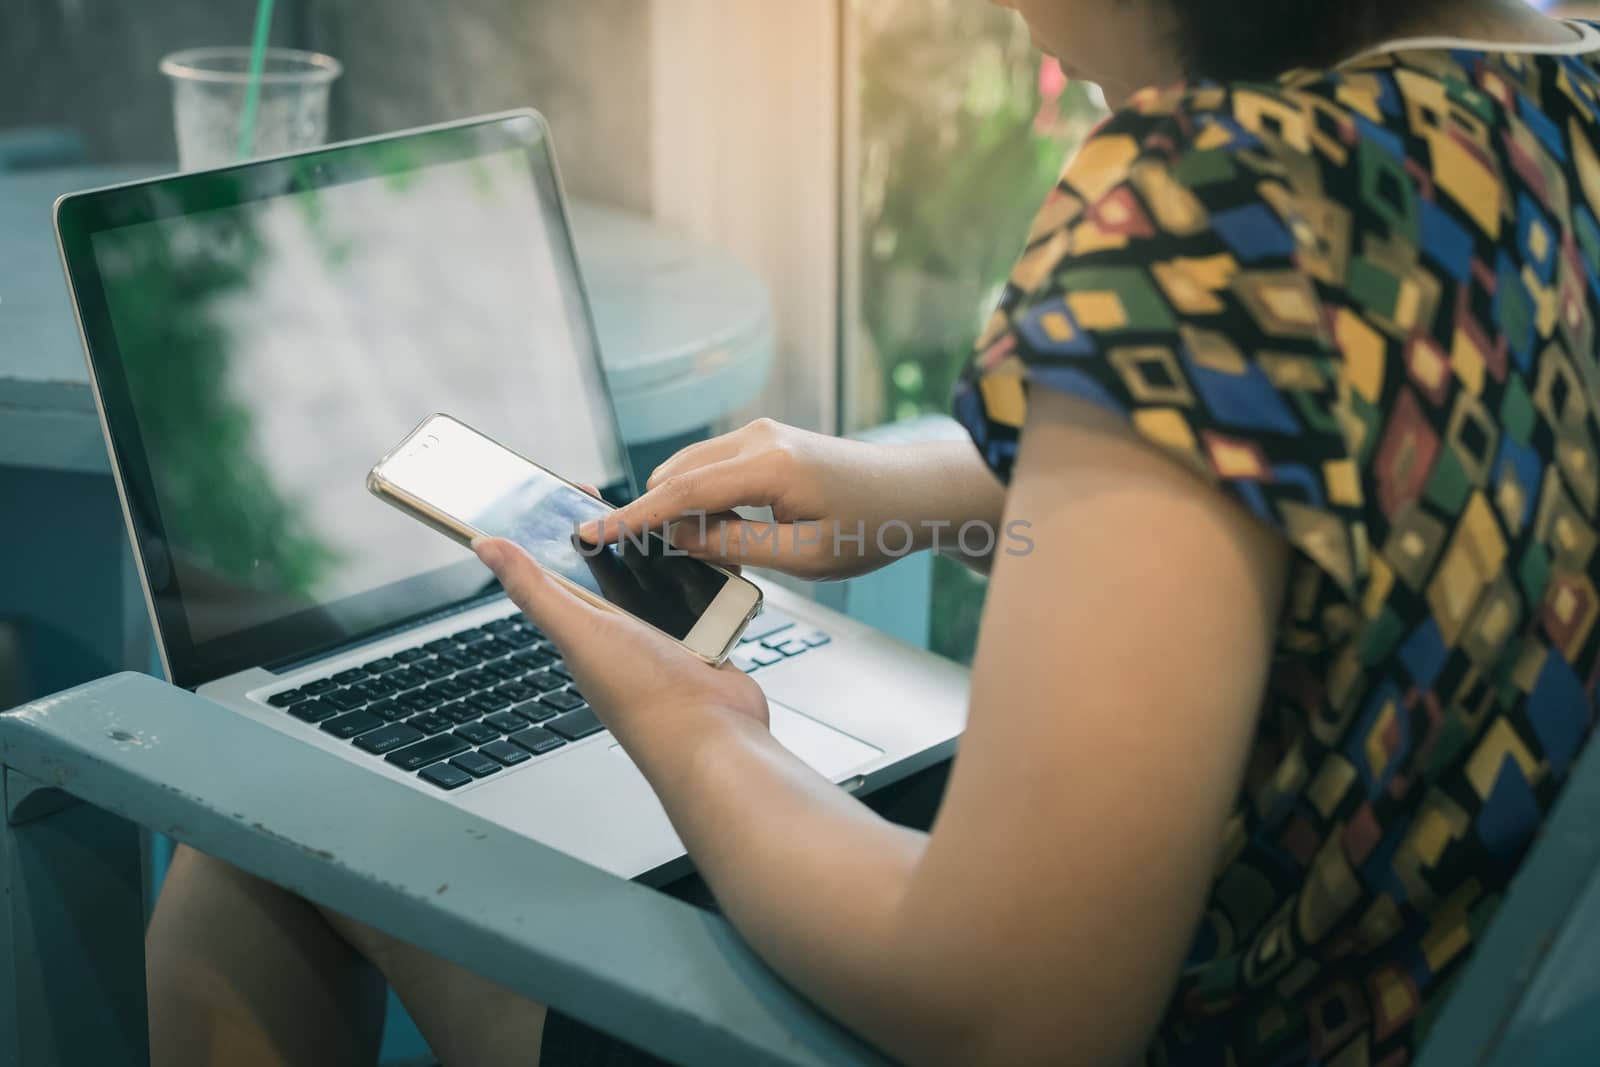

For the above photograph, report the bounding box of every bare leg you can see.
[316,907,549,1067]
[147,844,549,1066]
[146,845,387,1067]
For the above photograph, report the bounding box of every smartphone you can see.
[368,414,763,664]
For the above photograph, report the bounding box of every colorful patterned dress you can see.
[954,25,1600,1067]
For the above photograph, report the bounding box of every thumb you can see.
[473,537,604,647]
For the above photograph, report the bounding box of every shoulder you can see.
[1058,64,1410,196]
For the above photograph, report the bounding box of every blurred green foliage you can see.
[852,0,1105,662]
[99,181,339,598]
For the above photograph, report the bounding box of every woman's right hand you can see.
[578,418,1006,580]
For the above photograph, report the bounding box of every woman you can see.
[149,0,1600,1063]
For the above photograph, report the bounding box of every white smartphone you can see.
[368,413,763,664]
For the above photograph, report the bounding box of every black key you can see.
[496,682,536,703]
[540,688,586,713]
[501,628,539,648]
[420,762,473,790]
[413,658,452,681]
[550,663,573,682]
[321,710,383,739]
[484,617,520,634]
[453,642,495,667]
[484,659,525,681]
[423,637,459,654]
[524,669,566,693]
[509,726,567,754]
[468,691,513,714]
[474,637,513,658]
[395,647,431,664]
[800,630,832,648]
[386,734,470,771]
[455,721,501,746]
[750,646,784,667]
[739,611,796,644]
[387,668,426,691]
[369,698,408,722]
[289,699,340,724]
[730,651,761,673]
[433,649,474,671]
[353,723,425,754]
[451,751,503,778]
[770,639,809,657]
[514,619,545,639]
[302,678,338,696]
[545,707,604,740]
[407,712,452,736]
[428,678,473,701]
[452,626,492,644]
[511,649,557,671]
[266,688,308,707]
[399,690,440,713]
[513,700,556,723]
[482,711,530,734]
[442,701,482,724]
[481,740,532,766]
[456,668,496,691]
[362,656,401,674]
[331,668,369,684]
[324,689,366,712]
[350,678,397,701]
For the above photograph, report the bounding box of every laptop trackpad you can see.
[612,702,881,782]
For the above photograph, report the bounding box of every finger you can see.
[579,456,782,546]
[575,482,602,501]
[473,537,610,649]
[668,515,744,575]
[672,517,803,571]
[646,434,744,491]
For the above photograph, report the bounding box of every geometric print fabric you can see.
[955,28,1600,1067]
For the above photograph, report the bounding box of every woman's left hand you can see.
[472,538,770,748]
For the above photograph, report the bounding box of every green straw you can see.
[235,0,276,159]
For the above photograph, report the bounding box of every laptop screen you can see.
[57,113,629,688]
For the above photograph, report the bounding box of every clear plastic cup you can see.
[160,47,343,171]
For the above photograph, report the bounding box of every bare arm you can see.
[583,419,1008,579]
[483,390,1289,1063]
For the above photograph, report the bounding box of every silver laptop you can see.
[54,111,966,882]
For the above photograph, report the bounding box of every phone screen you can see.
[383,419,738,641]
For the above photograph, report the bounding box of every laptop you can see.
[54,111,967,881]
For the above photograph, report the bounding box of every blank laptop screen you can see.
[59,114,629,686]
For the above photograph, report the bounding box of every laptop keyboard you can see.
[262,608,832,791]
[729,611,831,672]
[263,614,605,790]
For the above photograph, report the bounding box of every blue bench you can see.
[0,670,889,1066]
[4,669,1599,1065]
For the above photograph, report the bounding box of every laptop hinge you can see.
[263,588,508,676]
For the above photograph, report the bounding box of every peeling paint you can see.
[104,729,160,748]
[4,674,127,721]
[249,821,337,862]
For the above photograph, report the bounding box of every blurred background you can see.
[4,0,1594,671]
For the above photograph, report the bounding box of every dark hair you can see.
[1166,1,1422,81]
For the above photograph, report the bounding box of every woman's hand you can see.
[473,537,769,749]
[579,418,1006,579]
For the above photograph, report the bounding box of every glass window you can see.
[842,0,1106,661]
